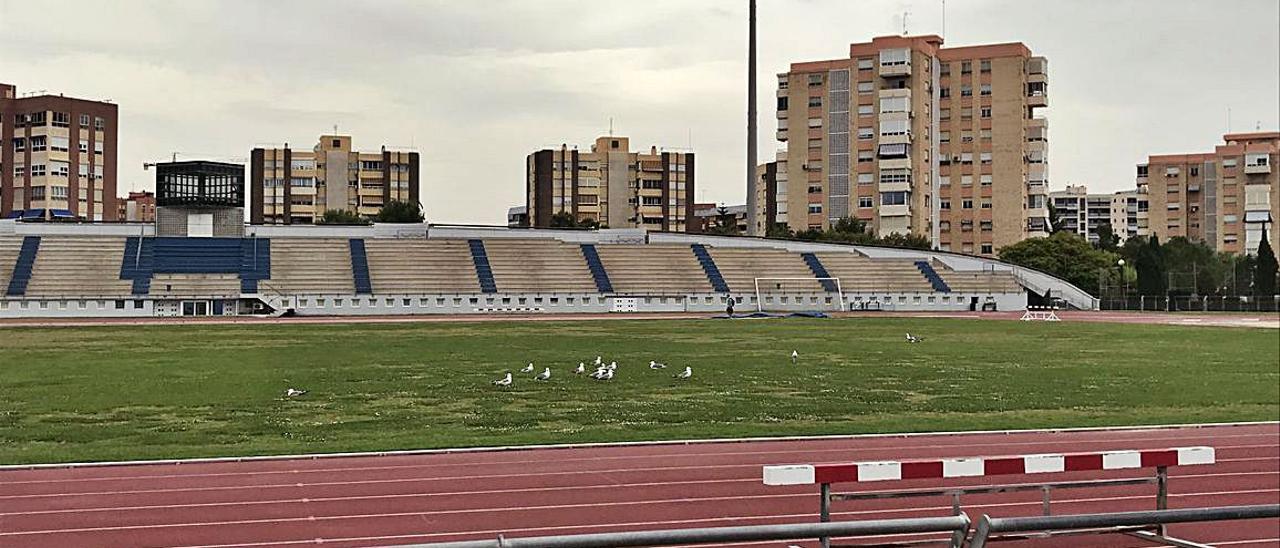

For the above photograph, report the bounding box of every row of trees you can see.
[997,221,1278,298]
[317,200,425,225]
[704,207,931,250]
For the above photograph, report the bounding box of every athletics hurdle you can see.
[763,446,1215,548]
[1019,305,1061,321]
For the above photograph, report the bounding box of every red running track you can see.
[0,424,1276,548]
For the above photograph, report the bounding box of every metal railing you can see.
[388,515,972,548]
[968,504,1280,548]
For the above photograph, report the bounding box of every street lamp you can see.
[1117,259,1127,308]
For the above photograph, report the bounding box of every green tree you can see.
[998,231,1119,297]
[705,206,741,236]
[876,231,932,250]
[549,211,578,228]
[766,222,792,238]
[1133,235,1167,296]
[1160,237,1227,295]
[1094,222,1120,252]
[375,200,425,223]
[317,209,370,225]
[1255,226,1278,297]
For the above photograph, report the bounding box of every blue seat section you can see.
[5,236,41,296]
[467,239,498,294]
[349,239,373,294]
[801,252,840,292]
[120,237,155,294]
[240,239,271,293]
[119,237,271,295]
[690,244,730,293]
[915,260,951,293]
[579,244,613,293]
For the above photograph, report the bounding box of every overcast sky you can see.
[2,0,1277,224]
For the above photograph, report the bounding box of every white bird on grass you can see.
[575,362,586,374]
[608,361,617,370]
[589,366,607,379]
[535,367,551,381]
[284,388,308,397]
[600,369,615,381]
[674,366,692,380]
[521,362,535,373]
[649,360,667,369]
[594,356,603,366]
[791,350,799,364]
[906,333,923,343]
[492,373,513,387]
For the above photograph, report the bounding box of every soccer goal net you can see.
[752,277,844,312]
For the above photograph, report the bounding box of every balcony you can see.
[878,158,911,171]
[1244,154,1272,174]
[879,204,910,217]
[878,130,912,146]
[1027,181,1047,195]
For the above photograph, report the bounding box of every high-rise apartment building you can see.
[1049,185,1146,245]
[525,136,694,232]
[776,35,1049,256]
[249,135,419,225]
[750,160,784,234]
[0,83,119,221]
[119,190,157,223]
[1136,132,1278,255]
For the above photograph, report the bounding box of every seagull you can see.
[575,362,586,374]
[600,369,615,381]
[521,362,535,373]
[608,361,617,371]
[649,360,667,369]
[284,388,307,397]
[492,373,513,387]
[535,367,551,381]
[674,366,692,380]
[791,350,799,364]
[906,333,923,343]
[589,366,607,379]
[593,356,603,366]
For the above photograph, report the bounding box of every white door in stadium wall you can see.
[610,297,638,313]
[188,213,214,238]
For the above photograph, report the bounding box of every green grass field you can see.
[0,317,1276,464]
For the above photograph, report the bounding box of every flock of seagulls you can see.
[493,355,691,388]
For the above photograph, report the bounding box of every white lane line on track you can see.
[5,486,1277,537]
[151,491,1280,548]
[3,453,1274,502]
[6,421,1274,472]
[5,434,1276,486]
[4,469,1277,518]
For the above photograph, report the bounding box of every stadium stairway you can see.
[120,237,155,294]
[801,252,840,292]
[915,260,951,293]
[690,243,730,293]
[5,236,40,296]
[348,239,373,294]
[467,239,498,294]
[579,244,614,293]
[239,239,271,293]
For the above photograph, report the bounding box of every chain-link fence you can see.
[1098,294,1280,312]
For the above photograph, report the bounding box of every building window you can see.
[981,175,993,186]
[808,118,822,128]
[980,107,992,118]
[808,96,822,107]
[857,104,873,116]
[981,199,992,209]
[857,173,874,185]
[857,81,874,93]
[808,204,823,214]
[980,221,993,232]
[79,114,90,126]
[961,131,973,143]
[94,117,105,130]
[980,59,992,72]
[940,63,951,76]
[808,74,823,86]
[777,96,788,111]
[960,85,972,97]
[961,61,972,74]
[940,131,950,143]
[858,196,873,208]
[940,108,951,121]
[940,200,951,209]
[857,127,874,140]
[980,83,992,96]
[52,112,70,127]
[857,58,874,70]
[962,199,974,209]
[940,175,951,187]
[880,191,908,206]
[980,152,992,164]
[879,96,909,113]
[857,150,873,163]
[980,129,992,141]
[940,87,951,98]
[981,243,993,254]
[961,108,973,120]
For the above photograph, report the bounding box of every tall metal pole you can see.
[745,0,759,237]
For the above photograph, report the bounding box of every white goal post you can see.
[752,277,844,312]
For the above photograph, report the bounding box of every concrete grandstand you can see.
[0,219,1096,319]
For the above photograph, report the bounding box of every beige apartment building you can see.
[249,135,419,224]
[0,83,119,221]
[776,35,1049,256]
[1137,132,1278,255]
[1049,184,1146,245]
[525,136,694,232]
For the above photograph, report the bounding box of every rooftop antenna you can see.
[1258,120,1263,130]
[333,124,338,134]
[941,0,946,38]
[902,9,910,35]
[1227,107,1232,133]
[609,117,614,137]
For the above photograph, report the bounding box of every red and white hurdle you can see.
[763,447,1216,548]
[763,446,1215,485]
